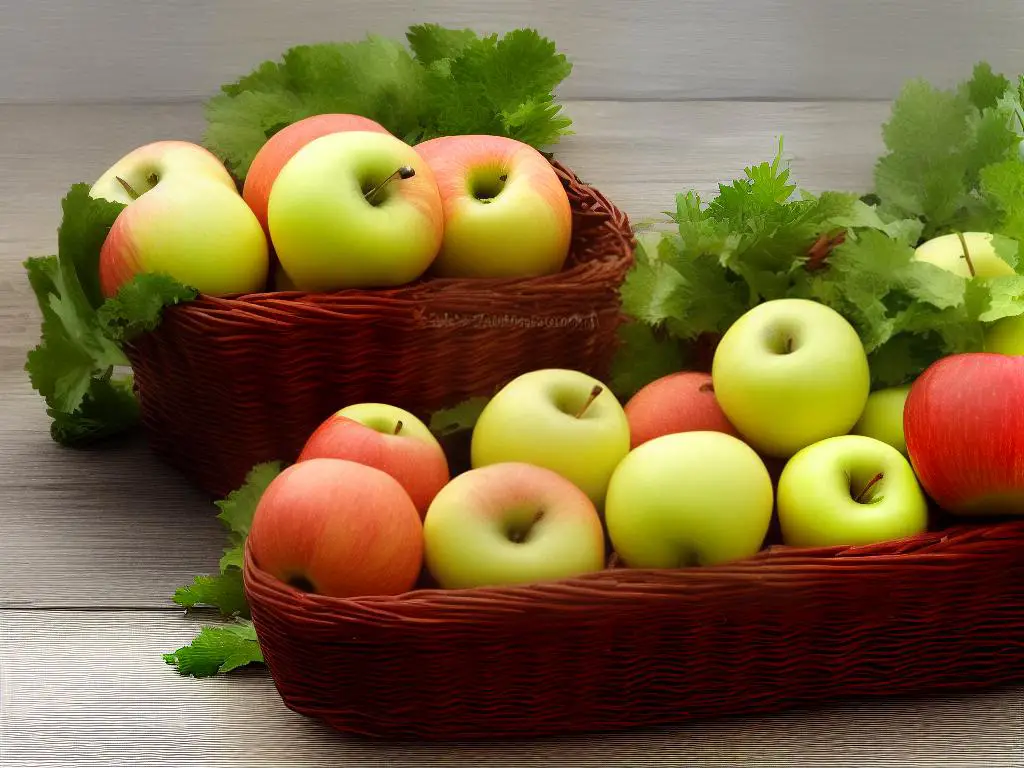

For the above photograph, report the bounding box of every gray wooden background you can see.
[2,1,1023,766]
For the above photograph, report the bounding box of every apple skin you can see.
[470,369,631,508]
[604,431,774,568]
[985,314,1024,355]
[711,298,871,458]
[913,231,1016,278]
[904,352,1024,515]
[247,458,423,598]
[268,131,444,291]
[91,141,269,297]
[776,435,928,548]
[851,385,912,456]
[422,462,606,589]
[297,402,450,519]
[243,113,390,236]
[623,371,739,449]
[414,135,572,278]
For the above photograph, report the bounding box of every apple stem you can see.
[364,165,416,205]
[784,336,794,354]
[394,420,403,435]
[855,472,884,503]
[115,176,140,200]
[955,231,976,277]
[575,385,603,418]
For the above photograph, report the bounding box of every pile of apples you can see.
[90,114,575,298]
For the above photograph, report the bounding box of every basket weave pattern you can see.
[244,519,1024,740]
[124,161,633,497]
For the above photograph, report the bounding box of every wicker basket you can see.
[243,517,1024,740]
[123,161,633,497]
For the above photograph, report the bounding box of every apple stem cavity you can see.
[393,420,404,435]
[855,472,884,504]
[575,385,604,418]
[955,231,976,277]
[364,165,416,206]
[115,176,140,200]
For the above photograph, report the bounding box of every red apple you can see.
[414,134,572,278]
[247,458,423,598]
[904,352,1024,515]
[242,113,390,235]
[624,371,739,449]
[297,403,449,518]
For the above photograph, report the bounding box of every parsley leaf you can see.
[428,397,490,438]
[173,570,250,618]
[163,620,263,678]
[981,158,1024,243]
[609,322,685,399]
[97,273,197,344]
[215,461,283,572]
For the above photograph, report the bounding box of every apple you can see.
[604,431,773,568]
[470,369,630,507]
[851,385,912,456]
[414,134,572,278]
[985,314,1024,355]
[297,402,449,518]
[247,458,423,598]
[623,371,739,449]
[91,140,269,297]
[776,435,928,548]
[242,113,390,235]
[268,131,444,291]
[422,462,606,589]
[904,352,1024,515]
[711,298,871,458]
[913,231,1016,278]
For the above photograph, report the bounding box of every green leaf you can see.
[429,397,490,437]
[609,322,684,399]
[173,570,250,618]
[164,621,264,678]
[964,61,1011,111]
[215,461,283,572]
[981,159,1024,244]
[97,273,198,343]
[406,23,478,65]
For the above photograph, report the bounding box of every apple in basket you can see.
[297,403,450,518]
[776,435,928,548]
[904,353,1024,515]
[414,134,573,278]
[267,130,444,291]
[604,431,774,567]
[243,113,391,235]
[623,371,739,449]
[423,462,606,589]
[470,369,631,508]
[90,140,269,297]
[247,458,423,598]
[851,384,913,456]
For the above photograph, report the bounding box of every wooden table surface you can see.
[2,96,1024,768]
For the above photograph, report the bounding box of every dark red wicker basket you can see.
[243,518,1024,740]
[123,161,633,497]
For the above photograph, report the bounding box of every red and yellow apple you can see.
[267,131,444,291]
[243,113,390,235]
[91,140,269,297]
[624,371,739,449]
[297,402,450,518]
[423,462,606,589]
[247,458,423,598]
[414,134,572,278]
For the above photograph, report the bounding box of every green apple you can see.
[985,314,1024,355]
[91,140,269,297]
[711,298,871,458]
[777,434,928,548]
[913,231,1016,278]
[423,462,606,589]
[267,131,444,291]
[604,431,774,568]
[470,369,631,507]
[851,385,912,456]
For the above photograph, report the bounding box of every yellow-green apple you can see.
[422,462,606,589]
[247,457,423,597]
[414,134,572,278]
[91,140,269,297]
[985,314,1024,355]
[711,298,870,458]
[904,352,1024,515]
[243,113,390,235]
[851,385,912,456]
[913,231,1016,278]
[623,371,739,449]
[604,431,773,567]
[470,369,630,507]
[297,402,449,518]
[268,131,443,291]
[776,434,928,548]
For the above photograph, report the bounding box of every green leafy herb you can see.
[204,24,573,179]
[428,396,490,437]
[97,274,197,343]
[173,570,250,618]
[163,620,264,678]
[215,461,283,572]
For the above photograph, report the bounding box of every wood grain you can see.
[2,0,1023,103]
[1,611,1021,767]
